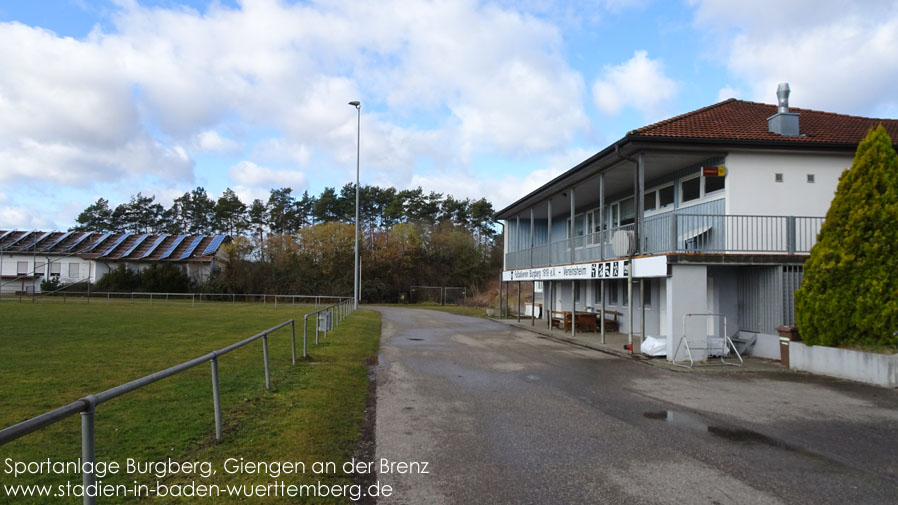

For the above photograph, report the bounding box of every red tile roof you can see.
[630,99,898,144]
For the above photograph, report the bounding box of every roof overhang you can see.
[495,135,862,220]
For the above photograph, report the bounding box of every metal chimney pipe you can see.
[776,83,790,114]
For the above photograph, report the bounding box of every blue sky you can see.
[1,0,896,229]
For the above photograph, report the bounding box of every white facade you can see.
[725,152,850,217]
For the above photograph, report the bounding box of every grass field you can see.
[0,302,380,504]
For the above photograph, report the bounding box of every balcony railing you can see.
[505,213,824,270]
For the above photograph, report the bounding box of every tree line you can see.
[72,184,498,241]
[70,185,502,303]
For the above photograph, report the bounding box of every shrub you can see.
[795,126,898,347]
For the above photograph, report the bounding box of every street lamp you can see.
[348,100,360,310]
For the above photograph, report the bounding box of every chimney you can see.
[767,83,800,136]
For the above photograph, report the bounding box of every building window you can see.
[704,174,725,194]
[609,280,618,305]
[775,173,784,183]
[644,190,657,212]
[69,263,79,278]
[35,261,46,276]
[50,262,61,276]
[659,185,675,208]
[807,174,815,183]
[622,280,629,307]
[642,280,652,307]
[17,261,28,275]
[681,176,701,203]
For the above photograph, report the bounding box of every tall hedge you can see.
[795,125,898,347]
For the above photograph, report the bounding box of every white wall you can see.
[725,151,851,217]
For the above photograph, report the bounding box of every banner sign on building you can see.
[701,165,726,176]
[502,256,667,282]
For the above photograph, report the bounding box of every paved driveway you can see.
[373,307,898,505]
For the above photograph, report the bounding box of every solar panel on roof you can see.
[99,233,131,257]
[201,234,227,256]
[118,233,150,258]
[43,231,74,251]
[6,231,36,248]
[160,235,187,259]
[0,230,15,242]
[22,231,52,250]
[83,232,113,252]
[178,236,205,260]
[140,234,169,259]
[63,232,92,252]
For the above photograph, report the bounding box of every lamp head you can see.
[348,101,360,108]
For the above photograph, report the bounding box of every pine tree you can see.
[795,125,898,347]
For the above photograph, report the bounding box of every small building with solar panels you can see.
[0,230,230,294]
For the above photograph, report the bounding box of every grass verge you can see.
[0,303,379,504]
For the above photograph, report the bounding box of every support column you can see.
[640,278,646,341]
[599,172,605,260]
[546,196,555,265]
[571,280,576,337]
[532,280,535,326]
[600,279,606,344]
[517,281,521,323]
[569,187,575,264]
[530,207,535,267]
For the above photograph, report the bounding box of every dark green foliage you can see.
[795,125,898,347]
[140,264,193,292]
[96,264,142,292]
[95,264,193,293]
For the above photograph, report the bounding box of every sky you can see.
[1,0,896,230]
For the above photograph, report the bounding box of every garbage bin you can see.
[776,325,801,367]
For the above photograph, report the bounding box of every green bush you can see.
[795,125,898,347]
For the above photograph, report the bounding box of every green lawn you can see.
[0,302,379,504]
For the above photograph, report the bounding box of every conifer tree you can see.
[795,125,898,347]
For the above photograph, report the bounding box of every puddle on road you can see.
[408,338,423,341]
[643,410,793,450]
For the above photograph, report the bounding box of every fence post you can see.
[150,293,153,305]
[315,311,320,344]
[80,395,97,505]
[210,356,222,440]
[233,293,236,304]
[303,315,308,358]
[262,334,271,390]
[670,214,678,252]
[275,295,278,309]
[291,320,296,365]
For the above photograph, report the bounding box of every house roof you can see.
[495,98,898,218]
[630,98,898,145]
[0,230,230,262]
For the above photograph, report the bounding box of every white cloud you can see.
[0,0,591,226]
[717,86,741,102]
[229,160,307,191]
[409,147,592,211]
[592,50,679,118]
[692,0,898,116]
[191,130,242,154]
[0,205,57,229]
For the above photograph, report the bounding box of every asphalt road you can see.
[373,307,898,505]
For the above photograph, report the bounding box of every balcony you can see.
[505,213,824,270]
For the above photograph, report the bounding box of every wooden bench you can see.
[551,310,622,333]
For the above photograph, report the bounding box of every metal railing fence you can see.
[0,290,352,307]
[505,213,825,269]
[0,300,358,505]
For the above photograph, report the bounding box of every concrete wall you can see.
[789,342,898,388]
[725,151,849,217]
[743,332,781,360]
[666,265,710,361]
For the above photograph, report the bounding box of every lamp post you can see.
[348,100,361,310]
